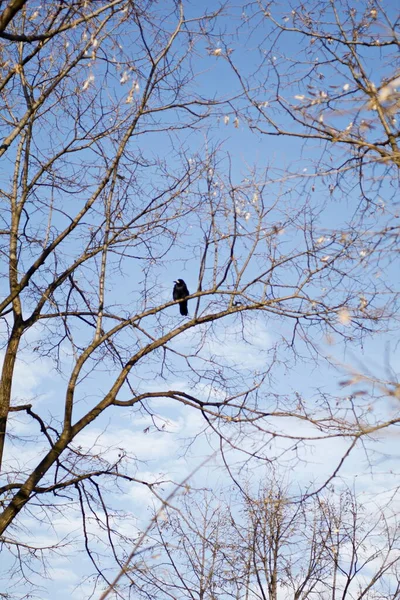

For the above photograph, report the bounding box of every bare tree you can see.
[0,0,399,596]
[126,482,400,600]
[224,0,400,484]
[124,491,232,600]
[227,0,400,263]
[232,1,400,168]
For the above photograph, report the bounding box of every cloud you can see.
[207,319,272,368]
[0,348,55,406]
[173,315,272,371]
[75,425,179,464]
[49,568,79,583]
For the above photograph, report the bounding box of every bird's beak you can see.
[173,280,177,283]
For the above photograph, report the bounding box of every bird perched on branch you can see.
[173,279,189,316]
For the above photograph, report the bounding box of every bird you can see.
[173,279,189,316]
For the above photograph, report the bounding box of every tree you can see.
[233,0,400,168]
[125,482,400,600]
[0,0,399,597]
[229,0,400,278]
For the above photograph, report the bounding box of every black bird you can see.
[173,279,189,316]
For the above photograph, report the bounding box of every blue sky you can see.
[1,0,400,598]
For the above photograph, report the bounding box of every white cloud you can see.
[0,351,54,403]
[175,316,272,370]
[76,426,179,463]
[50,568,79,583]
